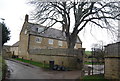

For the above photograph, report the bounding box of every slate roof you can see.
[3,45,11,52]
[104,42,120,57]
[27,22,82,43]
[12,41,19,47]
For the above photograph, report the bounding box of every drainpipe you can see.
[27,34,30,53]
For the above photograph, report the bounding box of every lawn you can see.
[82,74,109,81]
[14,58,49,69]
[84,62,104,65]
[85,51,92,55]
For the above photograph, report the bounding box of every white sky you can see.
[0,0,117,51]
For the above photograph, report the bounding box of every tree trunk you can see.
[66,33,77,49]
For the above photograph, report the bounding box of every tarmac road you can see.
[5,60,82,79]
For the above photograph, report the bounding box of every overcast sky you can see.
[0,0,117,51]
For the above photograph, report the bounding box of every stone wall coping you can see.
[28,48,85,57]
[105,57,120,58]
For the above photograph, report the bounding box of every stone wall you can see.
[104,42,120,79]
[18,22,29,59]
[2,49,12,59]
[28,48,85,69]
[105,57,120,79]
[29,48,83,56]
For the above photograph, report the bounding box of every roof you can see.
[27,22,82,44]
[105,42,120,47]
[12,41,19,47]
[104,42,120,57]
[3,45,11,52]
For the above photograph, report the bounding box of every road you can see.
[6,60,82,79]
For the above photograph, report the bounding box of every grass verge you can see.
[82,74,109,81]
[85,51,92,55]
[0,55,7,80]
[14,58,49,69]
[84,62,104,65]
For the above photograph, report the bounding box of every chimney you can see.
[25,14,29,22]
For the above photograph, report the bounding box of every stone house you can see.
[2,41,19,58]
[18,14,85,69]
[2,45,12,58]
[104,42,120,79]
[10,41,19,57]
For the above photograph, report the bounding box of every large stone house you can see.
[18,14,85,69]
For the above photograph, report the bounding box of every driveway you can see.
[6,60,82,79]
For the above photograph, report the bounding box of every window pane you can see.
[58,41,63,46]
[48,39,53,44]
[36,28,38,31]
[24,29,27,34]
[74,44,77,49]
[38,28,44,33]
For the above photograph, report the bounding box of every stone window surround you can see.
[35,37,42,43]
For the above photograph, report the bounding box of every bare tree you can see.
[29,0,120,49]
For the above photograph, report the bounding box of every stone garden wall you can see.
[105,57,120,79]
[28,48,85,69]
[104,42,120,79]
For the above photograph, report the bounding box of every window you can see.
[36,27,44,33]
[35,37,42,43]
[48,39,53,44]
[74,44,77,49]
[24,29,27,34]
[36,28,38,31]
[58,41,63,47]
[38,27,44,33]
